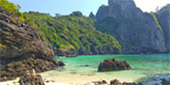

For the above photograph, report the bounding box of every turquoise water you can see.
[42,54,170,83]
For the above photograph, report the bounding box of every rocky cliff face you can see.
[0,6,61,81]
[156,4,170,53]
[95,0,166,53]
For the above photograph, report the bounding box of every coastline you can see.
[1,74,170,85]
[1,54,169,85]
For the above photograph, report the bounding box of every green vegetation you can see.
[0,0,25,22]
[0,43,7,48]
[150,13,163,31]
[70,11,83,17]
[0,0,19,13]
[0,0,122,55]
[24,12,122,55]
[94,17,119,35]
[156,4,170,15]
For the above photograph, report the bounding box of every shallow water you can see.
[41,54,170,84]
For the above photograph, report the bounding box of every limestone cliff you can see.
[156,4,170,53]
[95,0,166,53]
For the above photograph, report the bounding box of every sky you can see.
[8,0,170,16]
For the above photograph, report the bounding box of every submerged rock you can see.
[19,69,45,85]
[98,58,131,72]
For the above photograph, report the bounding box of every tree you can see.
[55,13,61,17]
[16,4,21,10]
[70,11,83,17]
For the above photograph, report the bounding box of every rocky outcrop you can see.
[110,79,142,85]
[138,74,170,85]
[0,6,63,81]
[19,69,45,85]
[156,4,170,53]
[161,78,170,85]
[91,80,107,85]
[98,58,131,72]
[95,0,166,54]
[85,79,142,85]
[89,12,95,19]
[58,61,65,66]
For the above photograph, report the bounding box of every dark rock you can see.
[80,65,91,67]
[98,58,131,72]
[89,12,95,19]
[137,83,143,85]
[58,61,65,66]
[161,78,170,85]
[102,80,107,84]
[92,80,107,85]
[110,79,121,85]
[19,69,45,85]
[110,79,140,85]
[90,79,141,85]
[46,80,50,83]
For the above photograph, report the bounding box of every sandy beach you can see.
[0,71,137,85]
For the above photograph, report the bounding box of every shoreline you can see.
[1,54,170,85]
[57,53,170,58]
[0,74,170,85]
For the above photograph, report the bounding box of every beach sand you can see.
[0,72,138,85]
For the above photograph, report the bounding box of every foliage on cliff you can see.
[24,12,122,55]
[0,0,25,22]
[155,4,170,52]
[150,13,162,31]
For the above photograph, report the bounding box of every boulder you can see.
[58,61,65,66]
[110,79,141,85]
[93,80,107,85]
[86,79,142,85]
[110,79,121,85]
[19,69,45,85]
[161,78,170,85]
[98,58,131,72]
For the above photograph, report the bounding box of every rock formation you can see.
[110,79,142,85]
[89,12,95,19]
[0,6,63,81]
[85,79,142,85]
[98,58,131,72]
[58,61,65,66]
[95,0,167,54]
[161,78,170,85]
[19,69,45,85]
[155,4,170,53]
[91,80,107,85]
